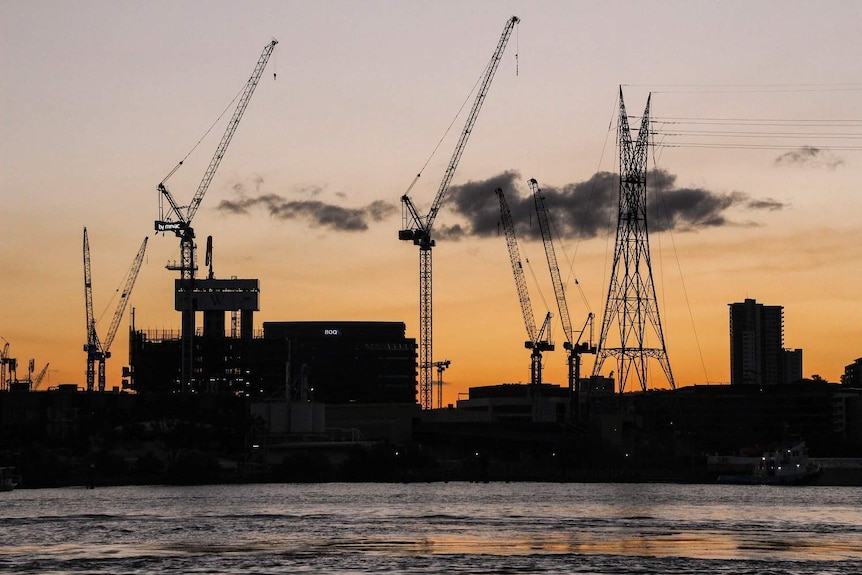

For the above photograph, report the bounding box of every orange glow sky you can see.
[2,1,861,405]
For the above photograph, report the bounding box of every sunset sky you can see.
[2,1,861,404]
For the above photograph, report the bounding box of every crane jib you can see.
[531,178,575,346]
[495,187,538,346]
[423,16,518,233]
[155,39,277,276]
[399,16,518,238]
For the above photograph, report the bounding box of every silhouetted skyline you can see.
[2,1,861,404]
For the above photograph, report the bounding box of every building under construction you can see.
[128,277,417,403]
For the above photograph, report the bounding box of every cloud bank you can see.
[218,168,785,238]
[439,168,786,241]
[217,179,396,232]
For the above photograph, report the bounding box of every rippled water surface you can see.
[2,482,861,574]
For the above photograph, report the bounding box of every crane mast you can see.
[399,16,518,409]
[495,187,553,387]
[533,312,554,389]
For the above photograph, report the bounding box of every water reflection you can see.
[2,483,861,574]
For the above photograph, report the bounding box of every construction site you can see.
[2,17,862,488]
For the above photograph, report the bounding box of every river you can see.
[2,482,860,574]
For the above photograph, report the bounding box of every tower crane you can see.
[83,228,98,390]
[399,17,518,410]
[83,228,149,392]
[0,339,14,391]
[154,39,277,390]
[430,359,450,409]
[495,187,554,387]
[530,178,596,421]
[32,363,49,390]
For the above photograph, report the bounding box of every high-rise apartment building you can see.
[729,298,787,386]
[842,357,862,387]
[783,348,804,384]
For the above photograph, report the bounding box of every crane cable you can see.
[523,253,551,321]
[160,81,247,185]
[402,59,492,200]
[539,92,618,321]
[499,213,552,335]
[94,245,143,336]
[546,208,592,315]
[402,21,520,200]
[590,92,621,320]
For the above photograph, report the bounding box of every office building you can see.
[263,321,417,404]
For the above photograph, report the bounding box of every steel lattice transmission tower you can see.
[592,88,675,393]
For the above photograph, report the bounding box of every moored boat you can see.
[716,441,821,485]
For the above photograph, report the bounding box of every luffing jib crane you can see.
[399,17,519,410]
[495,187,554,387]
[83,228,149,392]
[32,362,49,390]
[83,228,98,390]
[530,178,596,419]
[154,39,276,389]
[155,39,277,282]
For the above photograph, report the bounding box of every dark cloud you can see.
[366,200,397,222]
[774,146,844,169]
[650,188,742,231]
[440,168,786,241]
[435,223,469,242]
[217,178,397,232]
[436,170,521,240]
[746,198,785,211]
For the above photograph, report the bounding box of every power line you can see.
[644,113,862,150]
[651,117,862,125]
[656,142,862,150]
[620,82,862,95]
[656,131,862,139]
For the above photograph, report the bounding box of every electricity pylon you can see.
[592,88,675,393]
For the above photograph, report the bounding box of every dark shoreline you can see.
[4,387,861,490]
